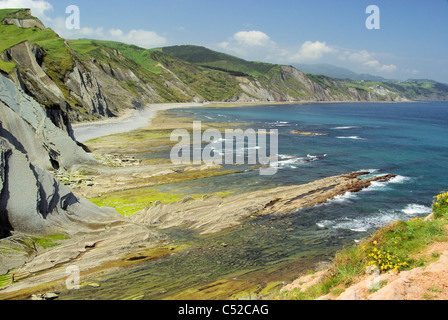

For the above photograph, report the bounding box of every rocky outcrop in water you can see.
[131,172,397,235]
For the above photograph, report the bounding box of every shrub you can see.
[433,191,448,219]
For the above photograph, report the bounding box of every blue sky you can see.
[1,0,447,83]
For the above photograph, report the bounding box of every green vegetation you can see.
[433,191,448,219]
[89,188,233,216]
[0,233,69,289]
[99,41,163,74]
[1,7,446,119]
[271,190,448,300]
[89,188,186,216]
[69,39,194,103]
[69,39,248,102]
[150,48,246,101]
[69,40,163,74]
[0,8,32,22]
[31,234,69,249]
[0,59,16,74]
[0,8,21,21]
[161,45,276,77]
[340,79,448,100]
[0,9,75,102]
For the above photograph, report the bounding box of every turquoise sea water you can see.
[61,101,448,300]
[166,101,448,233]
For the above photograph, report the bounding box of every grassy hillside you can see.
[273,190,448,300]
[341,79,448,101]
[69,40,163,75]
[0,9,74,92]
[382,80,448,100]
[161,45,277,77]
[68,40,246,102]
[1,8,446,127]
[295,63,386,81]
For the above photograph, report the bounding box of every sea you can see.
[61,101,448,300]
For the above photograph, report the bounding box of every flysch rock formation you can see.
[131,172,396,235]
[0,70,164,288]
[2,17,45,30]
[0,74,96,171]
[0,71,131,251]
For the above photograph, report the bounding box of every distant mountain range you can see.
[294,63,387,81]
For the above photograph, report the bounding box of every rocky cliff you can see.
[0,9,413,137]
[0,73,122,239]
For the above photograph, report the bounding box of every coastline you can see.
[0,171,398,300]
[277,208,448,301]
[0,100,435,300]
[72,99,415,143]
[72,102,210,142]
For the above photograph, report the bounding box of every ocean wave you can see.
[332,126,360,130]
[267,121,291,127]
[361,175,411,192]
[389,175,411,184]
[277,154,322,168]
[316,212,399,232]
[336,136,366,140]
[359,169,380,174]
[317,203,431,233]
[328,191,358,204]
[402,204,432,216]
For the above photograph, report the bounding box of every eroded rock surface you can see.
[131,171,396,234]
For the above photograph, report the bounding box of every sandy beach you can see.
[72,102,210,142]
[71,100,363,143]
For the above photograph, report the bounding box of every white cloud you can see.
[339,49,398,74]
[347,50,373,63]
[364,59,380,68]
[51,17,167,49]
[218,41,229,49]
[233,30,273,47]
[0,0,53,22]
[379,64,397,73]
[217,30,277,58]
[289,41,336,62]
[119,29,167,48]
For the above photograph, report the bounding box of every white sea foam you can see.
[361,175,411,192]
[328,191,358,204]
[402,204,432,216]
[336,136,366,140]
[359,169,380,174]
[332,126,360,130]
[277,154,321,168]
[317,203,430,233]
[389,175,411,184]
[316,212,399,232]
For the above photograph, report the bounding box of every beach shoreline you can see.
[0,100,418,300]
[72,102,210,142]
[72,99,413,143]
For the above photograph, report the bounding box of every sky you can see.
[1,0,447,83]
